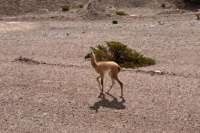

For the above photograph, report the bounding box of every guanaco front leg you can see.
[97,74,104,93]
[97,75,101,91]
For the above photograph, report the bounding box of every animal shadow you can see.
[89,92,126,112]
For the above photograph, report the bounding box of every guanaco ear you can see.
[90,52,94,56]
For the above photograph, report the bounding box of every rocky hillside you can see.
[0,0,198,17]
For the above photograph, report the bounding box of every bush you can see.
[161,3,166,8]
[90,41,156,68]
[79,4,84,8]
[61,5,70,11]
[116,11,127,15]
[195,13,200,20]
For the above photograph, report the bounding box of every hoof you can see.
[98,92,105,99]
[120,96,126,102]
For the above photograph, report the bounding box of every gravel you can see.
[0,6,200,132]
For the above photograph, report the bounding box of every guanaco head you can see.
[85,52,93,59]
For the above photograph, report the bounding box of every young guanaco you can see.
[90,52,123,98]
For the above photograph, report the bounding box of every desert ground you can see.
[0,1,200,132]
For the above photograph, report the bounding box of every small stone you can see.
[41,112,48,117]
[154,70,164,75]
[38,9,49,14]
[112,20,118,24]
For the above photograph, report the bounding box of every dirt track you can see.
[0,10,200,132]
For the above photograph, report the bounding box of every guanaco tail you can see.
[90,52,123,98]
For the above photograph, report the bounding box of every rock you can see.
[38,9,49,14]
[150,70,164,75]
[41,112,48,117]
[158,21,164,25]
[154,70,163,75]
[112,20,118,24]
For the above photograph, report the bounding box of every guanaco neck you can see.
[91,53,97,68]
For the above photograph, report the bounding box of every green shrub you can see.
[195,13,200,20]
[116,11,127,15]
[90,41,156,68]
[79,4,84,8]
[161,3,166,8]
[61,5,70,11]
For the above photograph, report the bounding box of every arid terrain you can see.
[0,0,200,132]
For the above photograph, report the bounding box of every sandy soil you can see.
[0,7,200,133]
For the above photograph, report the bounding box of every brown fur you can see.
[117,66,121,72]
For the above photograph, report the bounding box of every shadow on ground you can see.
[89,93,126,113]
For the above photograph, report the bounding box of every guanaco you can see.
[90,52,123,98]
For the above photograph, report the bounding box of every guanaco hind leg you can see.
[97,75,101,92]
[108,71,123,97]
[113,75,123,97]
[107,71,115,93]
[97,74,105,93]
